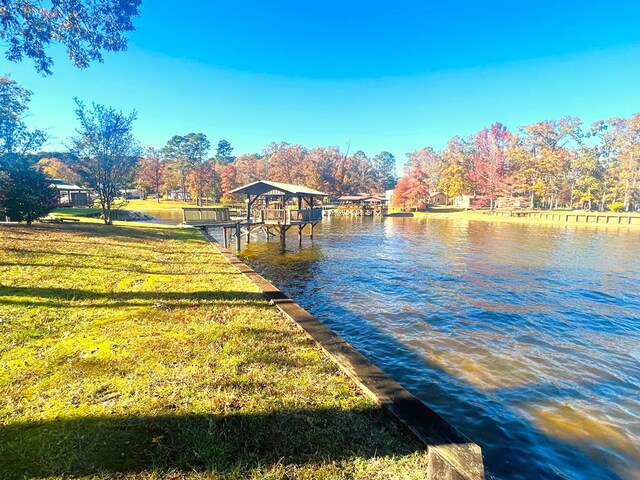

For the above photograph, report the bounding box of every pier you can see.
[182,180,326,252]
[477,210,640,225]
[335,194,388,216]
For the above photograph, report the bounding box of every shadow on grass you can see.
[0,261,247,276]
[0,408,426,479]
[0,286,268,309]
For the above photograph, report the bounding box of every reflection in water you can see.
[240,217,640,480]
[139,208,185,225]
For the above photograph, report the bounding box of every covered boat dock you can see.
[182,180,327,251]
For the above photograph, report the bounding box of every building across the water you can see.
[453,194,473,209]
[428,191,449,206]
[336,194,388,216]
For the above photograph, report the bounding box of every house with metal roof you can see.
[50,179,92,206]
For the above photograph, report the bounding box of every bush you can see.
[608,202,624,212]
[0,162,58,224]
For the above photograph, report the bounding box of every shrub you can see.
[0,162,58,224]
[608,202,624,212]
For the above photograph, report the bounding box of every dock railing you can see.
[260,208,323,224]
[182,207,231,224]
[289,208,323,222]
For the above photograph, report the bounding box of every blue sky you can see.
[5,0,640,168]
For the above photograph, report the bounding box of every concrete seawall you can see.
[202,230,486,480]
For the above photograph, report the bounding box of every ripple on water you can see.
[240,217,640,480]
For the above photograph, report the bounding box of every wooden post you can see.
[236,223,241,251]
[279,224,286,253]
[298,225,303,247]
[223,227,228,249]
[311,222,316,240]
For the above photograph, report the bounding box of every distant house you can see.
[50,179,91,207]
[453,194,473,209]
[496,196,529,209]
[428,192,449,206]
[385,189,394,206]
[336,194,388,216]
[120,188,146,200]
[169,189,192,201]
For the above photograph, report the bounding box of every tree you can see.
[37,157,81,185]
[439,137,474,199]
[372,151,397,190]
[70,99,140,224]
[0,159,58,224]
[1,0,141,75]
[234,153,266,186]
[608,114,640,211]
[303,146,344,195]
[571,149,602,210]
[0,75,47,159]
[215,139,235,165]
[469,123,510,209]
[0,75,55,223]
[267,144,306,183]
[162,133,210,204]
[396,149,434,210]
[136,148,165,202]
[344,150,376,194]
[220,163,237,203]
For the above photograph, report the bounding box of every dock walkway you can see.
[181,206,323,251]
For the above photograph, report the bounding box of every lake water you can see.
[237,217,640,480]
[150,211,640,479]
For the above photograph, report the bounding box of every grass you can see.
[125,199,231,211]
[52,206,101,217]
[0,222,428,479]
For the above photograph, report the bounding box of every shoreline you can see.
[201,230,485,480]
[402,209,640,229]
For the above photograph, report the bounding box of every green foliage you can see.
[0,160,58,223]
[0,75,47,159]
[70,99,141,224]
[215,139,235,165]
[0,76,55,223]
[608,201,624,212]
[372,151,397,190]
[1,0,141,75]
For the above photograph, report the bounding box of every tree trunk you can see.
[623,191,629,211]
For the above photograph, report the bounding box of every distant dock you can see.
[478,210,640,225]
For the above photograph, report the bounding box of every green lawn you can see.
[52,206,102,217]
[0,222,427,479]
[125,199,235,211]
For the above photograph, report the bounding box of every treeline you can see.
[41,140,398,205]
[396,117,640,211]
[134,141,397,204]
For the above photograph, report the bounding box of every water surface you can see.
[236,217,640,480]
